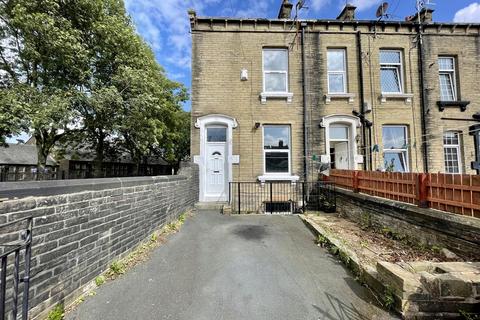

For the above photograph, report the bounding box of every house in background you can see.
[0,144,174,181]
[0,144,58,181]
[189,0,480,203]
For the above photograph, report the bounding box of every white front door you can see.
[205,127,228,201]
[335,142,350,169]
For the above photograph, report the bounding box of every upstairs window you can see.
[438,57,457,101]
[380,50,403,94]
[382,125,409,172]
[443,131,462,173]
[263,125,290,174]
[327,49,347,93]
[263,49,288,93]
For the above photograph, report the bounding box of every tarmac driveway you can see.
[67,210,396,320]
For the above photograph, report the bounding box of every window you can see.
[380,50,403,93]
[382,125,409,172]
[443,131,462,173]
[438,57,457,101]
[327,49,347,93]
[263,49,288,93]
[207,127,227,142]
[263,125,290,174]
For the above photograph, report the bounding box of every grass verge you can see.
[60,210,193,317]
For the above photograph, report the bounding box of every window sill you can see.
[437,100,470,112]
[257,175,300,184]
[380,93,413,104]
[324,93,355,104]
[260,92,293,104]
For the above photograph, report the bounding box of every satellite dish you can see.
[376,2,389,18]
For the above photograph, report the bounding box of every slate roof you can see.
[0,144,57,166]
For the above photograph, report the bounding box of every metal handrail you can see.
[0,217,33,320]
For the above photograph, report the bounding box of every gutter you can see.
[301,22,308,181]
[356,31,370,170]
[417,24,429,173]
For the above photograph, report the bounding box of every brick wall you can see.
[335,187,480,258]
[0,164,198,319]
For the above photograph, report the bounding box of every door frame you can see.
[320,114,361,170]
[195,114,238,202]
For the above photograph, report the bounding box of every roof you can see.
[0,144,57,166]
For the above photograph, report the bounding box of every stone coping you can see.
[0,175,187,200]
[335,187,480,240]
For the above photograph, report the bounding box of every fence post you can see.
[237,182,241,214]
[269,182,273,214]
[417,173,428,208]
[353,171,359,193]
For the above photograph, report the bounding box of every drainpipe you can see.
[356,30,369,170]
[301,22,308,181]
[417,24,429,173]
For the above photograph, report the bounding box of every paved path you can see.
[67,211,396,320]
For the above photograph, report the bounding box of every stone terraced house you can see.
[189,1,480,203]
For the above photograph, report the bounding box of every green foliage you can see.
[47,304,64,320]
[109,261,125,275]
[95,275,105,286]
[359,212,372,230]
[315,234,328,247]
[0,0,189,171]
[383,285,396,311]
[459,309,480,320]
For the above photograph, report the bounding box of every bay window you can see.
[382,125,409,172]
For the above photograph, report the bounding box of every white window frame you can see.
[262,125,291,175]
[443,131,462,174]
[438,56,457,101]
[327,49,347,94]
[380,50,404,94]
[382,125,409,172]
[262,48,288,94]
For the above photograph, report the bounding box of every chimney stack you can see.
[408,8,434,23]
[278,0,293,19]
[337,3,357,21]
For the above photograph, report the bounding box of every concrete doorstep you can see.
[299,214,480,320]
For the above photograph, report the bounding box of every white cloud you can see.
[453,2,480,23]
[309,0,331,11]
[347,0,381,12]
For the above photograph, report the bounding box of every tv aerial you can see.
[375,2,390,21]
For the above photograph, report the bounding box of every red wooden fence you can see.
[329,169,480,218]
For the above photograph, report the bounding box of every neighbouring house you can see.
[189,0,480,203]
[0,144,58,181]
[0,143,173,181]
[57,153,173,179]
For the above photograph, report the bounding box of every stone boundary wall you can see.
[0,164,198,319]
[335,188,480,258]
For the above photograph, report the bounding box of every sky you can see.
[124,0,480,112]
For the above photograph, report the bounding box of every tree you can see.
[0,0,189,177]
[0,0,90,173]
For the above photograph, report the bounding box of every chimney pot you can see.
[278,0,293,19]
[337,3,357,21]
[410,8,434,23]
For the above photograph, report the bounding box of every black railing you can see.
[0,218,33,320]
[229,181,336,214]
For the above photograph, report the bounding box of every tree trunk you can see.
[36,145,48,181]
[93,132,105,178]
